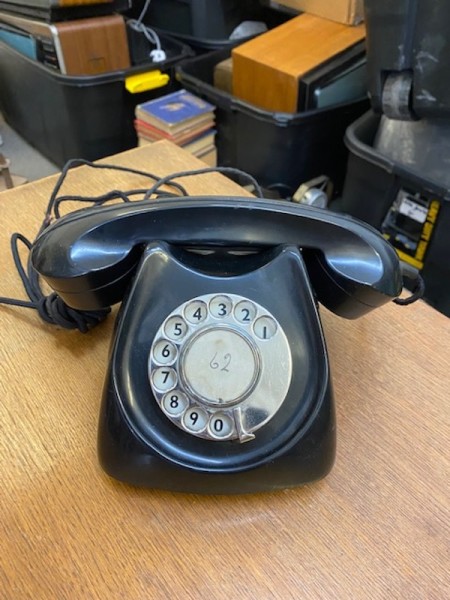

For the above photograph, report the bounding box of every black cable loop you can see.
[0,233,110,332]
[143,166,264,201]
[36,294,111,333]
[393,272,426,306]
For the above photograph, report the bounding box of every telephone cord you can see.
[393,266,426,306]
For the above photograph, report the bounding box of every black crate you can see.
[127,0,287,53]
[0,34,192,167]
[336,110,450,317]
[176,48,369,197]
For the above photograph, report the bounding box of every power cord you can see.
[126,0,167,62]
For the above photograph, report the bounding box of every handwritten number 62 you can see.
[210,353,231,372]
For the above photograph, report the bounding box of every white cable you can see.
[127,0,167,63]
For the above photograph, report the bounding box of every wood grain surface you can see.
[232,14,365,112]
[0,141,449,600]
[56,15,130,75]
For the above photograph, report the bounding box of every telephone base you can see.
[98,379,335,494]
[97,242,337,493]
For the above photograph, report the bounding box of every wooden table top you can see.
[0,141,448,599]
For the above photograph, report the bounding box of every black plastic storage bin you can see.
[127,0,288,53]
[0,34,192,167]
[337,110,450,317]
[176,49,369,197]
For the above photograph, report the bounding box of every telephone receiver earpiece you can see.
[31,196,402,317]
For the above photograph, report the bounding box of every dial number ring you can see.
[148,294,292,443]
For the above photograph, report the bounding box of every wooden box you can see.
[232,13,365,113]
[274,0,364,25]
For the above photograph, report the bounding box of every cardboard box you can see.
[232,13,365,113]
[273,0,364,25]
[213,58,233,94]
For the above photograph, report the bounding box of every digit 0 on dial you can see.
[148,293,293,442]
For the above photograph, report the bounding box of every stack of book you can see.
[134,89,217,166]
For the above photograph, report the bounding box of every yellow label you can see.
[125,71,169,94]
[389,199,440,270]
[395,249,424,271]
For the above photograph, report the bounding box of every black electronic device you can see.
[31,197,402,493]
[0,0,130,22]
[298,41,367,112]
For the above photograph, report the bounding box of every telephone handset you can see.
[32,197,402,493]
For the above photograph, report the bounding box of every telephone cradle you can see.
[31,197,402,494]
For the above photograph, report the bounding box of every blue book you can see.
[136,90,215,133]
[0,27,37,61]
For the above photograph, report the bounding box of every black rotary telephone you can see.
[31,196,402,493]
